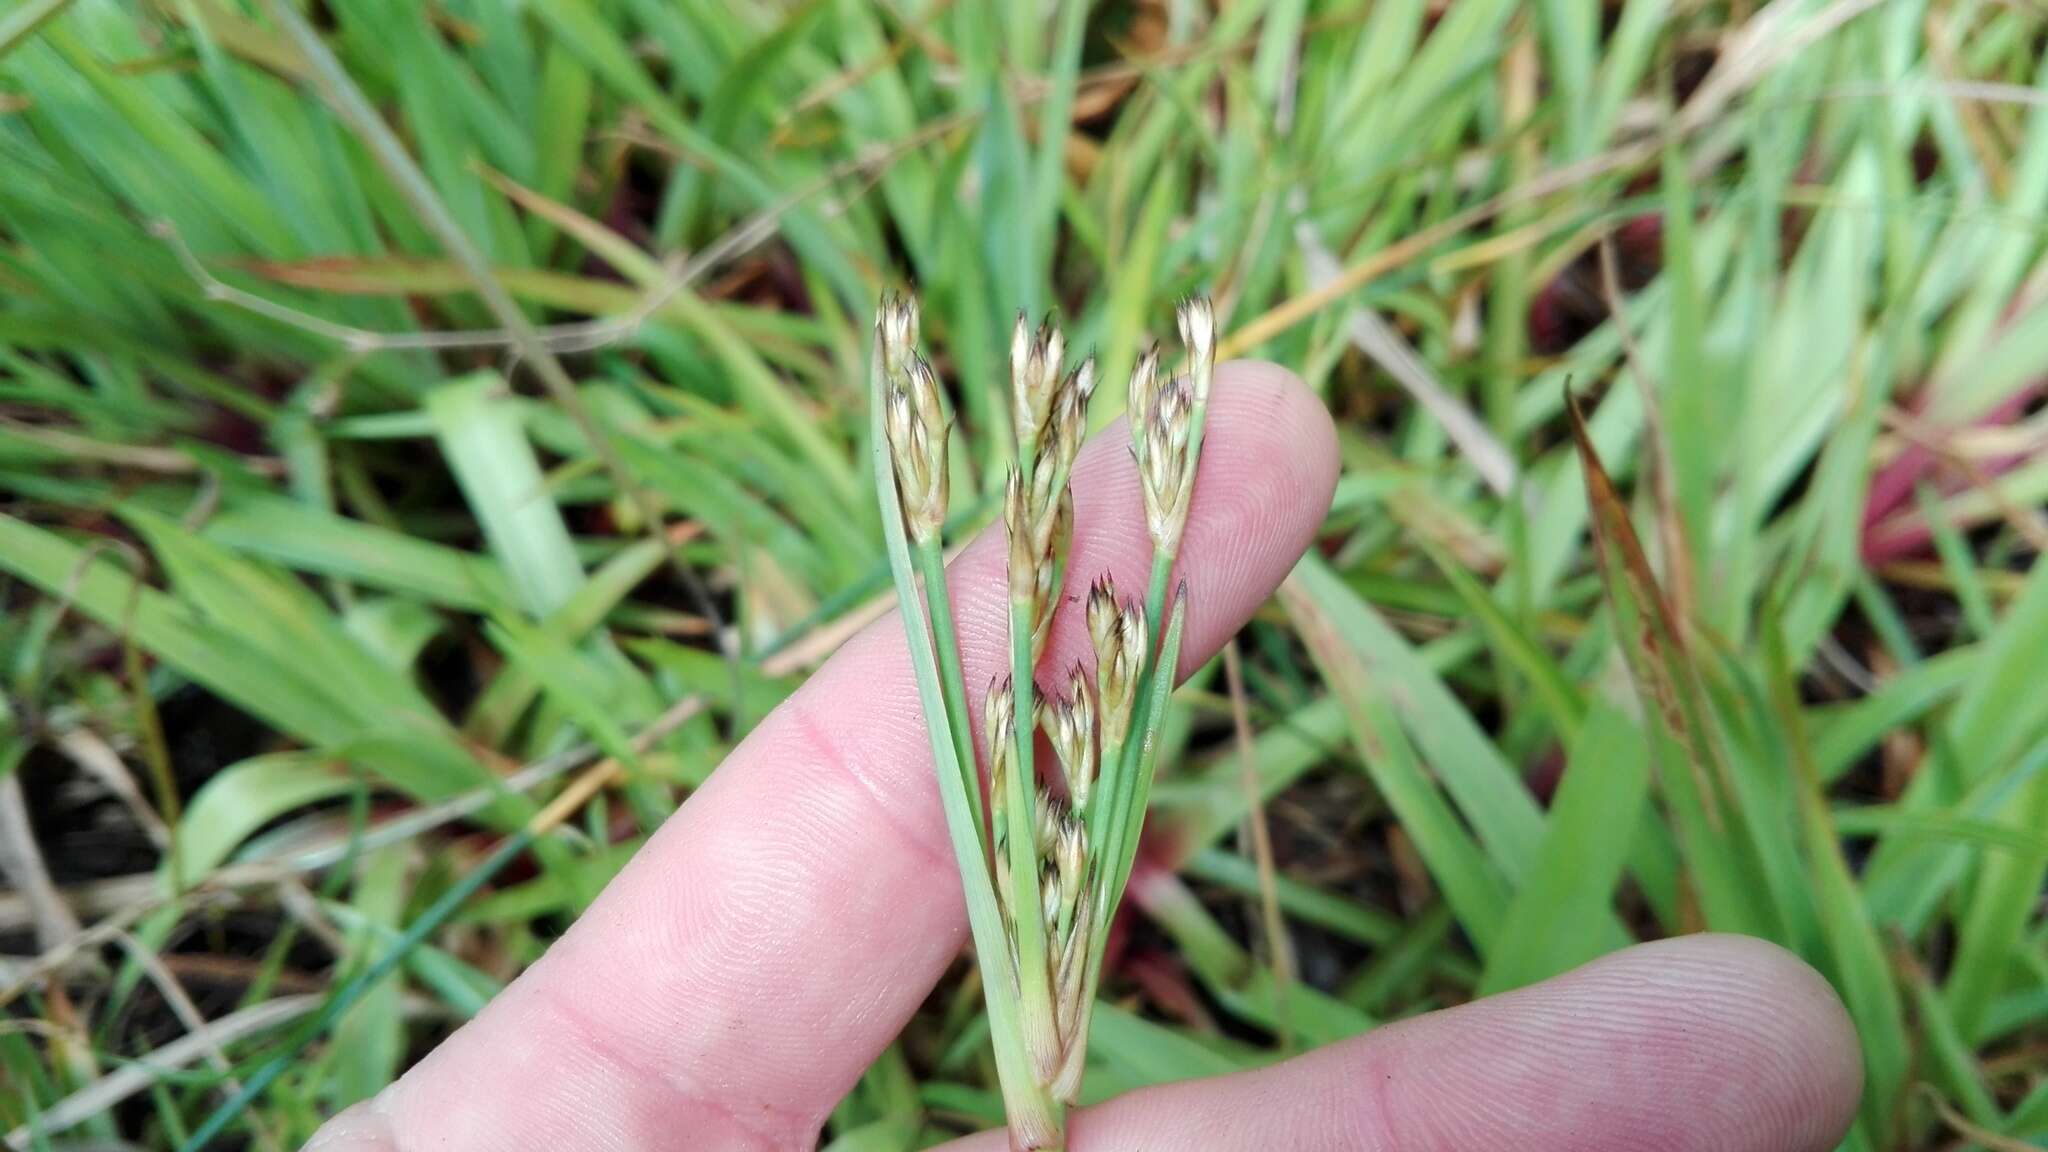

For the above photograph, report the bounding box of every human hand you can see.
[305,363,1862,1151]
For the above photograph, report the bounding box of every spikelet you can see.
[886,355,949,541]
[1039,863,1062,935]
[985,678,1015,857]
[1054,815,1087,930]
[876,297,947,543]
[1029,489,1071,653]
[1126,342,1161,457]
[1139,376,1194,557]
[1004,469,1036,609]
[1047,667,1097,813]
[1176,295,1215,406]
[1034,788,1061,857]
[1095,595,1147,754]
[1029,358,1093,548]
[1054,898,1092,1049]
[1086,577,1119,664]
[1126,297,1213,559]
[1010,313,1066,456]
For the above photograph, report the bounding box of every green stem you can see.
[873,353,1057,1150]
[1101,590,1187,925]
[1064,593,1188,1105]
[914,539,986,842]
[1085,731,1127,866]
[1007,595,1059,1076]
[1095,550,1178,930]
[1142,549,1175,654]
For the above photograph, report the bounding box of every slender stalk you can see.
[1092,588,1186,929]
[1142,552,1175,673]
[1109,593,1188,908]
[872,329,1060,1149]
[1006,597,1059,1081]
[1058,593,1188,1101]
[913,539,986,838]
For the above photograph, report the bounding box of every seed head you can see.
[1055,814,1087,921]
[1011,313,1066,452]
[1055,898,1092,1045]
[876,292,920,379]
[1040,864,1062,934]
[986,677,1015,853]
[1004,468,1036,608]
[1097,598,1147,752]
[1086,576,1120,663]
[1029,489,1071,653]
[885,354,948,541]
[1118,604,1148,672]
[1028,358,1092,552]
[994,848,1014,927]
[1127,343,1162,451]
[1140,377,1195,556]
[985,676,1016,754]
[1176,295,1215,404]
[1048,669,1096,812]
[1035,788,1062,857]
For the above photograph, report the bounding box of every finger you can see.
[939,934,1864,1152]
[306,361,1339,1152]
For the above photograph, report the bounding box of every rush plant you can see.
[871,293,1215,1150]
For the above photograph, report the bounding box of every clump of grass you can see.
[872,293,1213,1149]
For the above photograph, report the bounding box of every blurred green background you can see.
[1,0,2045,1148]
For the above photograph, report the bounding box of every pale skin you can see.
[307,363,1864,1152]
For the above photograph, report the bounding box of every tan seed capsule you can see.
[1141,379,1195,555]
[1030,564,1058,654]
[1035,789,1061,857]
[1029,489,1071,653]
[1098,600,1146,751]
[1004,469,1036,608]
[1176,296,1215,403]
[1127,343,1162,457]
[1040,864,1062,935]
[986,677,1015,753]
[986,677,1015,852]
[1055,899,1092,1045]
[1055,816,1087,919]
[1048,670,1096,812]
[1009,311,1032,391]
[1072,356,1098,404]
[877,293,920,379]
[1011,314,1065,453]
[885,385,919,476]
[1086,577,1119,664]
[1029,367,1085,545]
[1118,603,1149,677]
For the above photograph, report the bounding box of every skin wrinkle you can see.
[781,695,957,878]
[538,989,788,1152]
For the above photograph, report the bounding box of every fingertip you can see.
[301,1102,399,1152]
[1457,933,1865,1152]
[1206,358,1339,550]
[1638,934,1866,1141]
[1213,359,1337,470]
